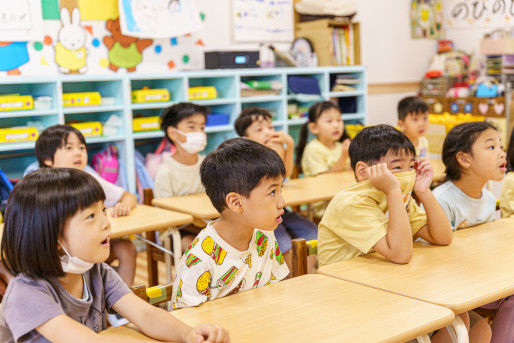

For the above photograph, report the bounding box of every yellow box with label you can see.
[0,95,34,111]
[70,122,103,136]
[132,89,170,103]
[188,86,217,100]
[63,92,102,107]
[0,127,38,143]
[133,116,161,132]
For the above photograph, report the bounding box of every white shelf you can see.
[131,101,177,110]
[190,98,237,106]
[240,95,283,103]
[133,131,165,140]
[0,109,58,118]
[63,105,124,114]
[329,90,365,97]
[86,135,126,144]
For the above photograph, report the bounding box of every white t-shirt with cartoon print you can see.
[172,223,290,309]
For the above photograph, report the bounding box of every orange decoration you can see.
[167,60,176,69]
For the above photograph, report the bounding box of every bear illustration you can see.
[103,18,153,72]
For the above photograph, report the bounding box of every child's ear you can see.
[225,192,243,213]
[308,122,318,135]
[166,126,181,143]
[354,161,369,182]
[44,158,53,167]
[397,119,405,130]
[456,151,472,169]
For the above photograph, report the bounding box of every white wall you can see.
[195,0,492,125]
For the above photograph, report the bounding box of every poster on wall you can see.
[446,0,514,28]
[410,0,443,39]
[232,0,294,42]
[0,0,44,41]
[118,0,203,38]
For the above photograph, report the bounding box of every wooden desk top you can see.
[319,218,514,313]
[102,274,454,343]
[152,171,356,220]
[109,205,193,238]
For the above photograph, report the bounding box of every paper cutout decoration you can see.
[445,0,514,28]
[79,0,119,21]
[119,0,203,38]
[42,0,60,19]
[0,0,44,41]
[410,0,443,39]
[54,7,88,74]
[0,42,29,74]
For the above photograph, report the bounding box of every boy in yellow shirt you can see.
[397,96,430,158]
[318,125,452,266]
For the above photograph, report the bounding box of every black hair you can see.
[35,125,86,167]
[234,106,272,137]
[397,96,429,121]
[296,101,350,169]
[1,168,106,279]
[349,124,415,170]
[160,102,208,144]
[200,137,285,213]
[442,121,497,180]
[508,127,514,172]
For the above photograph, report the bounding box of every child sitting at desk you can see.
[397,96,430,158]
[0,168,228,343]
[318,124,452,266]
[154,102,209,249]
[35,125,137,287]
[500,126,514,218]
[172,138,289,309]
[434,122,508,343]
[234,107,317,271]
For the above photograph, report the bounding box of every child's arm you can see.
[413,159,453,245]
[369,163,413,264]
[269,131,294,178]
[327,139,350,173]
[112,191,137,217]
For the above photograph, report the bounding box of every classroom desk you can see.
[152,171,356,220]
[319,218,514,341]
[101,274,454,343]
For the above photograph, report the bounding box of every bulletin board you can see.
[445,0,514,28]
[232,0,294,42]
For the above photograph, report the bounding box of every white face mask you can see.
[59,242,94,274]
[175,129,207,154]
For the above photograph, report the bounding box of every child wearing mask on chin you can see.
[154,103,209,249]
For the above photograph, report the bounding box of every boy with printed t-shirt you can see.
[172,138,289,309]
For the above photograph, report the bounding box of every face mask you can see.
[58,242,94,274]
[175,129,207,154]
[394,170,416,206]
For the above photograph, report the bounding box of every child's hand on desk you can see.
[185,323,230,343]
[366,163,400,194]
[413,158,433,195]
[111,203,131,217]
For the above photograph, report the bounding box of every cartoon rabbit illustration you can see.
[54,7,87,74]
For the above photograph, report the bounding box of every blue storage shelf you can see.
[0,66,366,190]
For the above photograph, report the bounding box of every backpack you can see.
[92,145,119,184]
[145,138,176,180]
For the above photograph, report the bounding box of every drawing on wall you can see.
[55,7,88,74]
[410,0,443,39]
[446,0,514,28]
[104,18,153,72]
[119,0,203,38]
[232,0,293,42]
[0,42,29,75]
[0,0,44,41]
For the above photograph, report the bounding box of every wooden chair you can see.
[291,238,317,277]
[130,283,173,308]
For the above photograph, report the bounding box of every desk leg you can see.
[166,227,182,283]
[416,334,430,343]
[447,316,469,343]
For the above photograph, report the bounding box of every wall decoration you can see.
[103,18,153,72]
[119,0,202,38]
[54,7,88,74]
[232,0,293,42]
[446,0,514,28]
[410,0,443,39]
[0,42,29,75]
[0,0,44,41]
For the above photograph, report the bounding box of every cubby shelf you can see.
[0,66,367,193]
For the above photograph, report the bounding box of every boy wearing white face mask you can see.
[154,102,208,199]
[318,125,453,266]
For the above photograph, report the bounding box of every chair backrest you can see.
[143,188,154,206]
[130,283,173,306]
[291,238,317,277]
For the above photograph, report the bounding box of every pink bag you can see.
[92,145,119,184]
[145,138,175,180]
